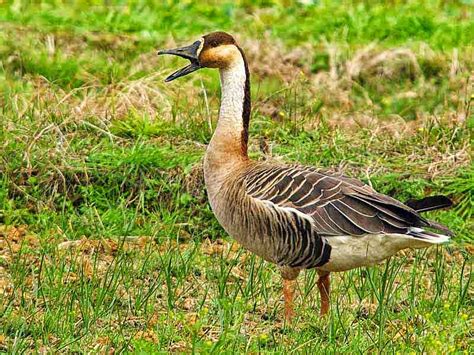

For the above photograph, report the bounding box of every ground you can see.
[0,1,473,353]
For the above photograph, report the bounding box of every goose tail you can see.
[405,195,453,213]
[404,195,454,244]
[408,227,451,245]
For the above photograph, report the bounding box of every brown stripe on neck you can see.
[237,45,251,157]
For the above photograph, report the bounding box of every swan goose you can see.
[158,32,453,320]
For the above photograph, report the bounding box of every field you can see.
[0,1,473,353]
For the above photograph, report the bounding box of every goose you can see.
[158,32,453,320]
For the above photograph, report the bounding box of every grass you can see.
[0,0,473,353]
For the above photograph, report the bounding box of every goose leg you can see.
[317,271,330,316]
[280,267,300,322]
[283,278,296,321]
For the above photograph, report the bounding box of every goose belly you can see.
[318,234,428,272]
[211,206,277,263]
[207,194,278,264]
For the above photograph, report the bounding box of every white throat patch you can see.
[218,47,246,130]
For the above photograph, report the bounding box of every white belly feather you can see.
[319,234,433,272]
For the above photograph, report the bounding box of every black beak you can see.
[157,40,202,82]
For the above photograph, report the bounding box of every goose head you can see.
[158,32,239,82]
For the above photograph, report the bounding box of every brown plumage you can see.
[158,32,453,321]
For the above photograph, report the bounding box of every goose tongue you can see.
[157,40,202,82]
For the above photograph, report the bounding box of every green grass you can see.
[1,0,473,353]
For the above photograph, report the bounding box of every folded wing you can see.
[245,164,452,240]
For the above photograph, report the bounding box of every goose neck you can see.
[208,47,250,159]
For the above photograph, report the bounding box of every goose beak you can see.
[158,40,202,82]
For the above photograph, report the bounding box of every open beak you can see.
[157,40,202,82]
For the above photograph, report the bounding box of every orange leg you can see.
[283,278,296,321]
[317,271,330,316]
[281,267,300,322]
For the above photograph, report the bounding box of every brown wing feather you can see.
[245,164,437,237]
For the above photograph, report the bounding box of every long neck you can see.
[210,47,251,158]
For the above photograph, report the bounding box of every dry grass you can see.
[2,35,471,203]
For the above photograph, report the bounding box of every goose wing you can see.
[244,164,450,238]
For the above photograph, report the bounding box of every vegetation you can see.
[1,1,472,353]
